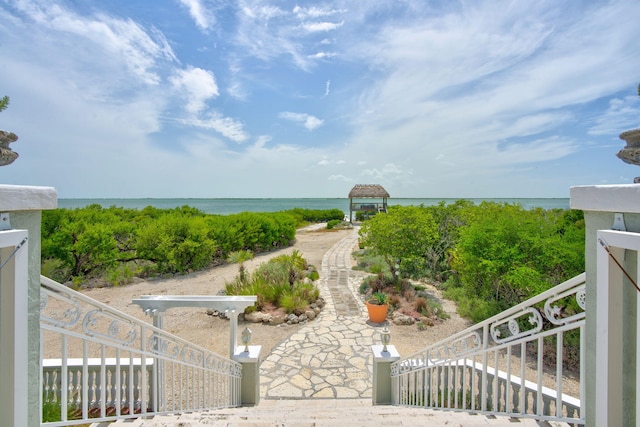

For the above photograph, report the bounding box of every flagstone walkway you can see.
[260,227,381,399]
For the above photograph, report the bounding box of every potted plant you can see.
[366,291,389,323]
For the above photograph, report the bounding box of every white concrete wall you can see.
[0,185,57,427]
[571,184,640,427]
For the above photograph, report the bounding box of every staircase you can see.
[101,399,570,426]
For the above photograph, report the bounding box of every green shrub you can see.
[327,219,341,229]
[41,258,69,283]
[226,251,319,314]
[279,292,308,314]
[106,264,136,287]
[42,205,304,284]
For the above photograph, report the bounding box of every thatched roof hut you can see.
[348,184,390,222]
[348,184,390,198]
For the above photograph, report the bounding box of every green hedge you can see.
[41,205,337,285]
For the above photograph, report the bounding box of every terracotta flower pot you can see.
[366,300,389,323]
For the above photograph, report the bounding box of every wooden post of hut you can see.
[348,184,390,222]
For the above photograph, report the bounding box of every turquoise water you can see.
[57,198,570,215]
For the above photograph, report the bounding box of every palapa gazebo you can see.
[348,184,390,222]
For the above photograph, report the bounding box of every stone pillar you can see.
[371,344,400,405]
[0,184,57,427]
[232,345,261,406]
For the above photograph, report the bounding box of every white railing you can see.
[42,358,155,416]
[40,276,242,426]
[391,273,585,425]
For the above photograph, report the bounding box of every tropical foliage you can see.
[225,250,320,314]
[41,205,341,286]
[358,202,585,322]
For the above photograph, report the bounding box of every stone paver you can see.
[261,227,380,399]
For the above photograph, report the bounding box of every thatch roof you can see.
[348,184,390,198]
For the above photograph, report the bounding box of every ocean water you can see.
[57,198,571,215]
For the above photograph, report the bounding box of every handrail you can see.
[391,273,585,425]
[40,276,242,426]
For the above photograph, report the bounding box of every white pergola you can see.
[132,295,257,358]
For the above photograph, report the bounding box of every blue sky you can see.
[1,0,639,198]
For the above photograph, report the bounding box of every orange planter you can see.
[366,300,389,323]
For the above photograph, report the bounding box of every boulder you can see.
[269,316,285,325]
[245,311,270,323]
[392,311,415,325]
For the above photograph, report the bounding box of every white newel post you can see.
[232,345,261,406]
[571,184,640,427]
[0,184,57,427]
[0,229,29,427]
[371,344,400,405]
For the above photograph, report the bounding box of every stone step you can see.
[101,399,570,426]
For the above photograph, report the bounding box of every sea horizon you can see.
[57,197,571,215]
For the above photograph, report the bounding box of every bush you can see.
[225,252,319,314]
[327,219,341,229]
[41,205,308,285]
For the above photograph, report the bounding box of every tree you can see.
[358,205,438,281]
[0,96,8,112]
[449,202,584,318]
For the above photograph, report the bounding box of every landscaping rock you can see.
[269,315,285,325]
[287,314,300,324]
[392,312,415,325]
[419,316,435,327]
[304,309,316,320]
[245,311,270,323]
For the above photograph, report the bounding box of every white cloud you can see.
[322,80,331,98]
[170,66,219,114]
[301,21,344,33]
[589,96,640,136]
[293,6,344,19]
[178,0,215,32]
[179,113,249,143]
[233,0,347,71]
[10,0,176,85]
[308,52,336,60]
[278,112,324,131]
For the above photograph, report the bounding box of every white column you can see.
[232,346,261,406]
[371,345,400,405]
[596,231,629,427]
[0,229,29,427]
[227,310,238,358]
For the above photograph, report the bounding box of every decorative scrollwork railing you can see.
[40,276,242,426]
[390,272,585,425]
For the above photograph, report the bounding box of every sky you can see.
[1,0,640,199]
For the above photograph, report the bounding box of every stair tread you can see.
[105,399,567,426]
